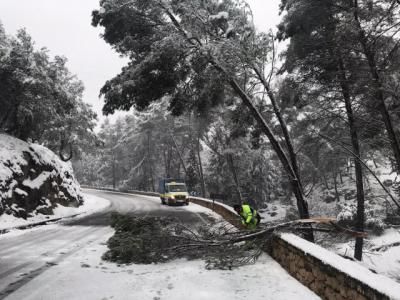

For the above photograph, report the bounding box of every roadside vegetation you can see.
[1,0,400,273]
[0,23,97,219]
[102,213,366,270]
[73,0,400,263]
[102,213,264,269]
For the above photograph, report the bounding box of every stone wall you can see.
[269,235,391,300]
[189,196,399,300]
[189,197,241,227]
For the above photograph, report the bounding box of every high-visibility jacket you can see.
[239,204,259,229]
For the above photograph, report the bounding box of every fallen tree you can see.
[103,214,366,270]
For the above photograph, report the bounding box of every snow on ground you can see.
[282,233,400,299]
[0,192,319,299]
[258,202,290,222]
[5,231,320,300]
[0,193,110,231]
[332,228,400,284]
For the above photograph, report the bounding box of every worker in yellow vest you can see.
[233,203,261,229]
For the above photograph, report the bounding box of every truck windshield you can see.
[167,184,187,192]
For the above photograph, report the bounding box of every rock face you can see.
[0,134,83,219]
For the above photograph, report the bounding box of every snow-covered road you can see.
[0,189,319,299]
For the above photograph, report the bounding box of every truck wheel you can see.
[161,198,166,205]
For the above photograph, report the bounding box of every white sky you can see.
[0,0,281,124]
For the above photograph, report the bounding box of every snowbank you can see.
[259,202,290,222]
[0,193,110,231]
[333,228,400,283]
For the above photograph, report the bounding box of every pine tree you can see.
[92,0,313,237]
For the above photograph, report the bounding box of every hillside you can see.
[0,134,83,220]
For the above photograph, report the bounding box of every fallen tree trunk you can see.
[103,214,365,270]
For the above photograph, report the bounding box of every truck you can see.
[158,178,189,206]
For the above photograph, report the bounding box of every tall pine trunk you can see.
[162,4,313,241]
[197,135,206,197]
[211,61,313,241]
[352,0,400,174]
[112,156,116,190]
[227,153,243,202]
[147,131,155,192]
[253,67,304,194]
[170,133,188,177]
[338,56,365,260]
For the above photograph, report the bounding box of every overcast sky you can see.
[0,0,281,124]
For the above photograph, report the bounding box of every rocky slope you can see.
[0,134,82,219]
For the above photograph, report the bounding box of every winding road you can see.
[0,189,214,299]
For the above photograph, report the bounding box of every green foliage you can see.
[73,100,194,190]
[278,0,400,157]
[103,213,178,264]
[0,25,98,160]
[103,213,264,269]
[203,109,283,205]
[92,0,257,116]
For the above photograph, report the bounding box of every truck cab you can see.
[159,179,189,206]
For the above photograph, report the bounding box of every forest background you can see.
[1,0,400,262]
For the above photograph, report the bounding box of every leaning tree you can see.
[92,0,313,239]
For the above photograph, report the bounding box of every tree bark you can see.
[338,55,365,261]
[333,167,340,202]
[253,67,304,194]
[197,134,206,197]
[211,60,312,241]
[147,132,155,192]
[170,132,188,176]
[352,0,400,174]
[322,171,330,190]
[160,3,313,241]
[112,156,116,190]
[226,153,243,202]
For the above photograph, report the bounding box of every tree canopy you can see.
[0,25,98,160]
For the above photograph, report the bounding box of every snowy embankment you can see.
[0,133,109,231]
[0,135,83,216]
[333,227,400,283]
[0,193,110,231]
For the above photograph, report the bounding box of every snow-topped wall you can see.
[189,196,400,300]
[270,233,400,300]
[0,134,83,219]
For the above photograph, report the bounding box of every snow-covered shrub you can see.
[0,134,83,219]
[284,206,300,221]
[308,187,339,218]
[337,200,385,235]
[322,190,337,203]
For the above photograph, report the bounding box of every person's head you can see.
[233,204,242,213]
[243,198,253,205]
